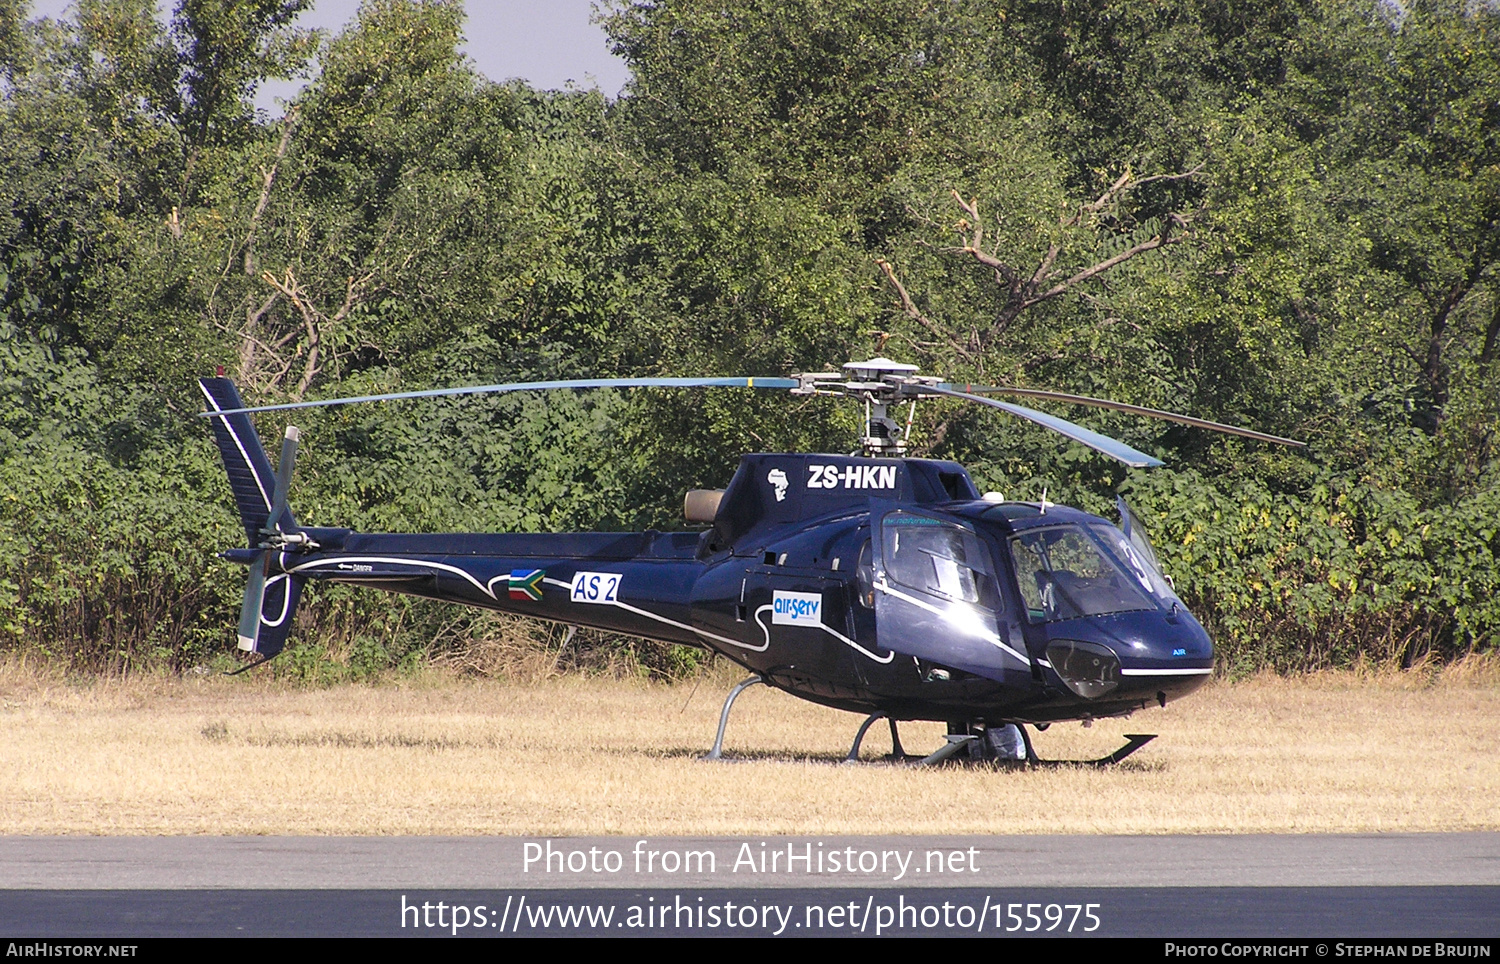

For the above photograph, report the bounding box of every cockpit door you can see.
[870,506,1030,681]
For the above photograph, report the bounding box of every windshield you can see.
[1008,525,1157,623]
[1087,523,1180,607]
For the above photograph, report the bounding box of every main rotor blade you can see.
[199,377,801,417]
[938,384,1305,448]
[925,385,1165,468]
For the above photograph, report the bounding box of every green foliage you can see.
[1,0,1495,676]
[174,0,318,151]
[1125,468,1500,672]
[603,0,1019,193]
[0,325,244,669]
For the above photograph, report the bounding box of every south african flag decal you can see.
[508,569,545,601]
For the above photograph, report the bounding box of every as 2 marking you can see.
[570,572,621,604]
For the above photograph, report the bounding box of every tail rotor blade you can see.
[237,550,269,652]
[267,426,299,532]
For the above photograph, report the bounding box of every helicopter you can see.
[198,358,1303,766]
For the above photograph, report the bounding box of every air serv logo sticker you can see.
[772,590,823,626]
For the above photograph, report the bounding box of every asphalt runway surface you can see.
[2,835,1496,937]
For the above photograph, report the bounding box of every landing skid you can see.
[912,727,1157,768]
[843,712,914,763]
[846,715,1157,768]
[1056,732,1157,768]
[703,685,1155,768]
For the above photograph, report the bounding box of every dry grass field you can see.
[0,659,1496,835]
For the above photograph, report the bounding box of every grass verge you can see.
[0,657,1496,835]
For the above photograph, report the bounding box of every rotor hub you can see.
[791,358,942,456]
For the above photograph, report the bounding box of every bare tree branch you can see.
[1073,169,1133,225]
[924,171,1203,356]
[243,111,297,278]
[945,192,1018,280]
[260,268,321,396]
[1479,288,1500,368]
[238,290,280,377]
[259,266,376,398]
[875,257,973,359]
[1418,250,1486,423]
[1031,215,1185,304]
[198,111,301,386]
[1069,166,1202,226]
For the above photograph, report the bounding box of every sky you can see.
[25,0,635,107]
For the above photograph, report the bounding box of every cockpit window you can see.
[1087,523,1179,606]
[1115,497,1164,577]
[881,513,999,610]
[1009,525,1155,623]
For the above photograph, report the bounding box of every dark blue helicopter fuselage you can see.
[250,454,1212,725]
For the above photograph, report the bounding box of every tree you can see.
[877,170,1204,374]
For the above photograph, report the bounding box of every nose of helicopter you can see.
[1040,609,1214,702]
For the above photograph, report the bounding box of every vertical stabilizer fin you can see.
[198,378,299,544]
[200,377,305,661]
[244,572,302,658]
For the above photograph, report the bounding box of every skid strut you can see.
[918,734,978,766]
[1075,733,1157,767]
[844,712,908,762]
[702,675,765,761]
